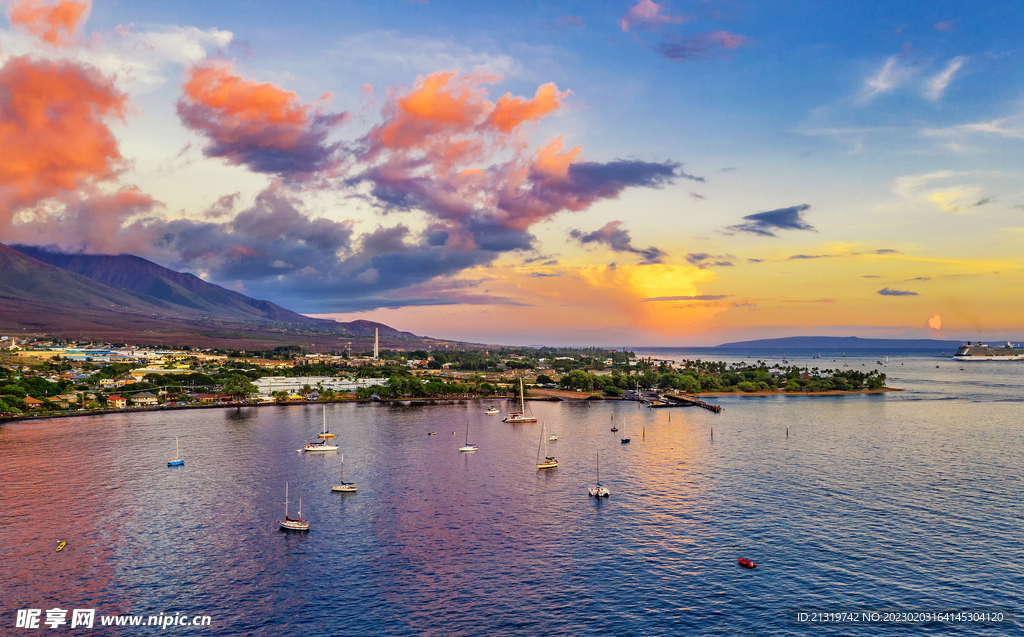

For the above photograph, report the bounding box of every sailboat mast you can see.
[323,405,327,434]
[520,377,525,414]
[597,452,600,482]
[284,482,289,517]
[465,419,470,445]
[537,423,544,463]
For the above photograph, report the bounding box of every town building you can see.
[253,376,386,396]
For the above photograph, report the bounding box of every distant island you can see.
[715,336,964,350]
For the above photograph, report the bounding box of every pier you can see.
[657,393,724,413]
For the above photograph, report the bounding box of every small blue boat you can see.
[168,437,185,467]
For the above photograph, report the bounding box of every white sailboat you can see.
[459,419,478,452]
[485,406,500,414]
[278,482,310,531]
[503,378,537,423]
[536,421,557,470]
[304,405,339,452]
[331,453,357,492]
[588,452,610,497]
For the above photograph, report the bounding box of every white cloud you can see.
[922,110,1024,141]
[0,23,233,94]
[328,31,517,80]
[891,170,984,213]
[924,56,966,100]
[861,56,913,102]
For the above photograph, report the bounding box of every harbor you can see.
[3,356,1021,635]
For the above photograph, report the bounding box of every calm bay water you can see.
[2,351,1021,635]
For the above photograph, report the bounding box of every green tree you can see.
[221,374,258,401]
[536,374,554,385]
[1,384,27,399]
[678,374,701,394]
[559,370,594,391]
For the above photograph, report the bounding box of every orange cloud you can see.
[7,0,90,46]
[357,71,675,239]
[177,62,347,177]
[370,71,499,156]
[182,62,311,127]
[927,314,942,330]
[487,83,571,133]
[0,56,127,223]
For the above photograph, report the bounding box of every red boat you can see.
[738,558,756,569]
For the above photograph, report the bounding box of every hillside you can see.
[0,242,439,349]
[14,246,329,326]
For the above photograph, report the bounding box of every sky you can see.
[1,0,1022,346]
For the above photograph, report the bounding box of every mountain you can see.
[0,243,167,312]
[13,245,329,326]
[335,319,418,339]
[0,242,432,349]
[715,336,964,349]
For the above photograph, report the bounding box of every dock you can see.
[658,394,723,413]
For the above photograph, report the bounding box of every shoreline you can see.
[0,387,902,425]
[692,388,902,398]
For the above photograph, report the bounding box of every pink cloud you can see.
[621,0,689,32]
[354,72,678,239]
[176,62,348,179]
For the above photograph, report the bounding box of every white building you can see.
[253,376,386,395]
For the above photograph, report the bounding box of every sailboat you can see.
[304,406,339,452]
[459,419,478,452]
[167,437,185,467]
[610,414,618,432]
[331,453,357,492]
[503,378,537,423]
[588,452,610,497]
[278,482,310,531]
[536,421,557,470]
[620,419,631,444]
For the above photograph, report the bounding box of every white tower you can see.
[374,327,379,359]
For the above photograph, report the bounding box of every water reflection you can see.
[1,356,1021,635]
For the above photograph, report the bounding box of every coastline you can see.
[0,388,903,425]
[693,388,902,398]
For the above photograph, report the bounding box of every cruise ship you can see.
[953,342,1024,361]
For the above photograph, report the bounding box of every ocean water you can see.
[1,351,1021,635]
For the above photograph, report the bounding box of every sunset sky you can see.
[1,1,1022,346]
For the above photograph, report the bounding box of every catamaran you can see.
[459,419,478,452]
[331,454,357,493]
[588,452,610,497]
[304,406,339,452]
[503,378,537,423]
[278,482,310,531]
[168,437,184,467]
[536,421,557,470]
